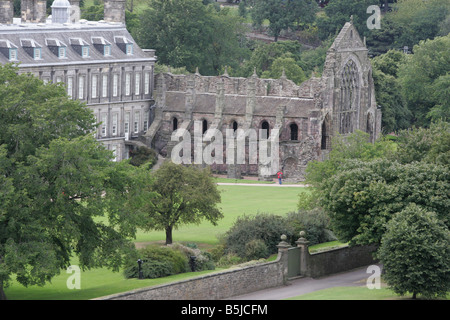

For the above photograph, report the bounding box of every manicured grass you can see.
[134,184,307,245]
[4,184,306,300]
[286,286,400,300]
[4,265,224,300]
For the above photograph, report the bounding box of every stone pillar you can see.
[276,234,291,284]
[295,231,310,277]
[0,0,13,24]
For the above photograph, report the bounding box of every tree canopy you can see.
[138,161,223,244]
[135,0,249,75]
[0,65,141,300]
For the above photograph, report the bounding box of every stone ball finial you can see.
[299,231,306,238]
[281,234,287,241]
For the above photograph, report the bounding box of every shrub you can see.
[170,243,215,272]
[378,204,450,299]
[223,213,295,259]
[123,245,189,279]
[244,239,269,261]
[285,208,336,246]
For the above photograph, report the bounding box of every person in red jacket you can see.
[277,171,283,185]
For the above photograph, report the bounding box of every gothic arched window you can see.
[339,59,359,134]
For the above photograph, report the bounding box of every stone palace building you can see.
[0,1,381,181]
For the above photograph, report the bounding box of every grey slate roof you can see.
[0,20,155,67]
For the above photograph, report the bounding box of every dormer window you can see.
[126,44,133,55]
[82,46,89,57]
[20,39,42,60]
[46,39,67,59]
[70,38,90,57]
[9,48,18,61]
[58,47,66,58]
[33,48,41,60]
[0,40,18,61]
[114,36,134,55]
[92,37,112,56]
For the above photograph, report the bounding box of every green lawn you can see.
[4,184,305,300]
[134,184,307,245]
[286,286,400,300]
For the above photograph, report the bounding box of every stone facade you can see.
[146,21,381,181]
[0,0,156,161]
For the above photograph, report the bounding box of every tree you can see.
[0,65,141,299]
[398,35,450,126]
[135,0,249,75]
[261,54,307,84]
[250,0,317,42]
[318,159,449,246]
[305,130,396,187]
[371,50,412,132]
[139,161,223,245]
[378,204,450,299]
[316,0,379,40]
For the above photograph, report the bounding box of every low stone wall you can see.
[306,245,378,278]
[95,236,377,300]
[96,243,291,300]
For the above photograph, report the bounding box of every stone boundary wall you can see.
[306,245,378,278]
[96,243,291,300]
[95,237,377,300]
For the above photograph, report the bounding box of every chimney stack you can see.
[103,0,126,24]
[0,0,13,24]
[21,0,47,23]
[69,0,80,23]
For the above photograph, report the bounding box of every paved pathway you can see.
[227,265,377,300]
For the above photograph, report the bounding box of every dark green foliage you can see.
[123,245,189,279]
[129,146,158,168]
[285,208,336,246]
[244,239,269,261]
[223,214,295,259]
[378,204,450,299]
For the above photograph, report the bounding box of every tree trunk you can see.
[0,281,7,300]
[165,226,173,245]
[412,292,417,299]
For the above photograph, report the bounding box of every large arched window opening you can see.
[261,121,270,139]
[339,59,359,134]
[290,123,298,141]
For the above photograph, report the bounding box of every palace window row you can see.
[98,109,150,139]
[58,70,152,101]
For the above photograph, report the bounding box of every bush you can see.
[170,243,215,271]
[378,204,450,299]
[223,213,295,259]
[285,208,336,246]
[129,146,158,168]
[123,245,189,279]
[244,239,269,261]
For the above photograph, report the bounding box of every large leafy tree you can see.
[0,65,141,299]
[250,0,317,42]
[139,161,223,245]
[135,0,249,75]
[371,50,412,132]
[398,35,450,125]
[378,204,450,299]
